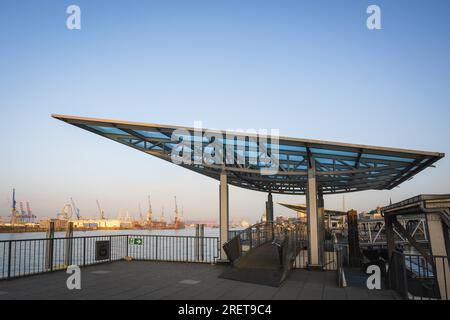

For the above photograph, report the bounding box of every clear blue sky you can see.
[1,0,449,222]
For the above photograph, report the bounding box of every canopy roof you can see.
[381,194,450,217]
[278,203,347,216]
[52,114,444,195]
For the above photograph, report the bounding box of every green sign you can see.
[129,237,143,245]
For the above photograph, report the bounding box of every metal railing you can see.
[273,223,307,281]
[322,239,339,271]
[387,250,450,300]
[223,221,342,273]
[0,234,219,280]
[336,245,347,287]
[228,229,245,239]
[334,231,349,287]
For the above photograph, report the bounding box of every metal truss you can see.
[358,217,428,245]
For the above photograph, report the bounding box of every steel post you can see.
[219,171,229,261]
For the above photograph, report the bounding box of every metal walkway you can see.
[221,222,303,287]
[220,242,284,287]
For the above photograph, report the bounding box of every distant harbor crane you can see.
[174,196,179,222]
[19,202,28,222]
[160,206,165,222]
[147,195,152,222]
[10,188,18,224]
[96,200,106,219]
[70,197,81,219]
[8,189,36,224]
[138,203,144,224]
[26,202,35,223]
[172,196,184,229]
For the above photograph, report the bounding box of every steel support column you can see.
[219,171,229,261]
[317,189,325,266]
[307,160,322,269]
[266,192,274,222]
[347,209,361,267]
[385,215,396,260]
[426,213,450,299]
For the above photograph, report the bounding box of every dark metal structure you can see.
[382,195,450,299]
[347,209,362,267]
[52,114,444,195]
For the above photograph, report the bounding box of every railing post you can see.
[155,236,158,260]
[109,236,112,263]
[185,236,189,262]
[256,225,260,246]
[195,224,200,262]
[200,224,205,262]
[83,237,86,267]
[126,235,129,257]
[49,238,54,272]
[7,241,12,280]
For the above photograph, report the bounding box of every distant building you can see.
[239,219,250,228]
[185,220,218,228]
[39,218,68,230]
[71,219,121,229]
[120,221,133,229]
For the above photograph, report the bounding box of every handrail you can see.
[0,234,219,243]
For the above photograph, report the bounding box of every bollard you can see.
[45,221,55,271]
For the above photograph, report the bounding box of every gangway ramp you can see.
[220,222,303,287]
[220,242,285,287]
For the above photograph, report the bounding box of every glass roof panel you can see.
[361,153,415,162]
[310,148,358,157]
[315,157,335,165]
[88,126,127,135]
[276,144,307,152]
[136,130,170,140]
[288,155,303,162]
